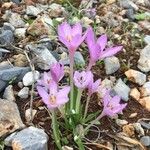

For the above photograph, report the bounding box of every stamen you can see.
[49,95,56,105]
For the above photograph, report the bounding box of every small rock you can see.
[81,17,94,27]
[113,78,130,101]
[116,119,128,126]
[27,44,57,70]
[14,28,26,39]
[144,35,150,45]
[104,56,120,75]
[139,21,150,31]
[140,136,150,146]
[9,13,26,28]
[130,88,140,100]
[125,69,146,86]
[140,82,150,97]
[18,87,29,99]
[74,51,85,67]
[139,121,150,129]
[122,124,135,137]
[18,82,24,89]
[133,123,145,136]
[23,71,40,86]
[138,45,150,72]
[0,67,30,92]
[11,0,21,4]
[48,3,64,17]
[138,97,150,112]
[10,127,48,150]
[12,54,28,67]
[25,109,37,122]
[0,61,12,70]
[0,30,14,47]
[129,113,137,118]
[3,85,15,101]
[26,5,41,16]
[62,146,73,150]
[0,99,25,137]
[2,22,15,32]
[125,8,135,20]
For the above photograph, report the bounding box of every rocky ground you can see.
[0,0,150,150]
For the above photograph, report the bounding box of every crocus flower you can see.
[73,71,93,89]
[102,91,127,117]
[88,79,101,95]
[37,81,70,109]
[58,22,88,57]
[50,62,64,83]
[86,28,123,70]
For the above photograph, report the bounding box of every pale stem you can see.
[69,53,75,111]
[86,60,94,71]
[51,109,62,150]
[83,93,91,120]
[75,89,83,114]
[83,111,105,134]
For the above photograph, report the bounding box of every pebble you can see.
[113,78,130,101]
[2,22,15,32]
[125,8,135,20]
[74,51,85,67]
[140,82,150,97]
[25,109,37,122]
[62,146,73,150]
[140,136,150,146]
[133,123,145,136]
[3,85,15,101]
[7,126,48,150]
[26,5,41,16]
[0,61,12,70]
[138,97,150,112]
[0,99,25,137]
[130,88,140,100]
[14,28,26,39]
[125,69,146,86]
[0,67,30,92]
[129,113,137,118]
[23,71,40,86]
[116,119,128,126]
[144,35,150,45]
[138,45,150,72]
[104,56,120,75]
[18,87,29,99]
[139,121,150,129]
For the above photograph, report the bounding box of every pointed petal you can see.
[86,27,95,49]
[97,34,107,51]
[100,46,123,59]
[37,86,49,105]
[59,36,71,50]
[72,23,82,36]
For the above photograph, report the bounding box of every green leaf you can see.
[83,111,100,123]
[135,13,150,20]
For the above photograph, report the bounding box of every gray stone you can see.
[26,6,41,16]
[140,136,150,146]
[23,71,40,86]
[0,61,12,70]
[10,127,48,150]
[18,87,29,99]
[140,82,150,97]
[3,85,15,101]
[0,99,25,137]
[27,44,57,70]
[9,13,26,28]
[119,0,139,11]
[115,119,128,126]
[0,67,30,92]
[104,56,120,75]
[126,9,135,20]
[144,35,150,45]
[14,28,26,39]
[113,78,130,101]
[133,123,145,136]
[0,30,14,46]
[140,121,150,129]
[74,51,85,67]
[2,22,15,32]
[11,0,21,4]
[138,45,150,72]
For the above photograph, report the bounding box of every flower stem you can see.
[83,94,91,121]
[69,54,75,112]
[75,89,83,114]
[51,110,62,150]
[83,111,105,135]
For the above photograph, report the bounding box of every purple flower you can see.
[37,72,52,88]
[86,28,123,69]
[50,62,64,83]
[73,71,93,89]
[37,81,70,109]
[88,79,101,95]
[58,22,88,57]
[102,91,127,117]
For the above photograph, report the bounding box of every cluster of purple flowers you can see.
[37,22,126,118]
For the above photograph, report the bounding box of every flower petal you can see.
[72,23,82,37]
[58,36,71,50]
[97,34,107,51]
